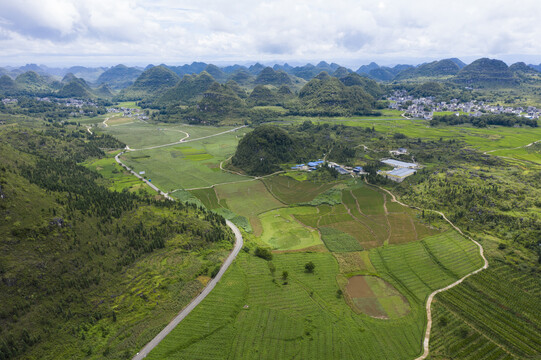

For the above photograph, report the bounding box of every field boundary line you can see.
[366,181,489,360]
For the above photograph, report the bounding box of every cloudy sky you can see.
[1,0,540,67]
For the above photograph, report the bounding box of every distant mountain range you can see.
[1,57,540,100]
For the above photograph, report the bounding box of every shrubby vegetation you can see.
[0,128,233,359]
[431,113,538,128]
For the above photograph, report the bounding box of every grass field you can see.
[259,208,322,250]
[285,117,541,153]
[214,180,284,235]
[101,122,243,149]
[120,131,248,190]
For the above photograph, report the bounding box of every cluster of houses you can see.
[388,91,541,120]
[1,98,18,105]
[107,107,149,121]
[34,97,97,108]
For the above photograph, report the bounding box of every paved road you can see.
[132,219,243,360]
[114,149,244,360]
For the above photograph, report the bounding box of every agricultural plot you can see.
[102,121,243,149]
[214,180,284,236]
[319,227,364,252]
[333,251,376,275]
[345,275,410,319]
[106,116,134,126]
[313,117,541,153]
[370,231,484,304]
[258,208,322,250]
[429,262,541,359]
[121,131,248,190]
[148,229,484,360]
[263,175,335,204]
[146,252,427,360]
[490,144,541,164]
[83,154,153,194]
[189,187,221,209]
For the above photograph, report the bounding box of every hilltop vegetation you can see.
[0,126,233,359]
[117,66,181,100]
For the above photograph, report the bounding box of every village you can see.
[388,90,541,120]
[107,106,149,121]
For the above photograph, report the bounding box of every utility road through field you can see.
[128,125,247,151]
[132,220,243,360]
[368,181,489,360]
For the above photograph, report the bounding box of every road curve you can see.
[132,220,243,360]
[113,150,244,360]
[366,182,489,360]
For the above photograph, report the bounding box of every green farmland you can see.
[146,231,482,360]
[91,119,540,360]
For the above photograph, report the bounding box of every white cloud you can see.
[0,0,541,66]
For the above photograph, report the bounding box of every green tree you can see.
[305,261,315,273]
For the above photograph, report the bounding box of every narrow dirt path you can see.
[365,182,489,360]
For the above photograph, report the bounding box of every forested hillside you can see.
[0,127,233,359]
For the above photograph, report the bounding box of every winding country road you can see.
[117,148,244,359]
[366,182,489,360]
[110,127,245,359]
[132,220,243,360]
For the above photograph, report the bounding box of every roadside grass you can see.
[83,153,154,194]
[263,174,335,204]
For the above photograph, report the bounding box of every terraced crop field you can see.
[147,230,484,360]
[370,231,484,304]
[258,208,322,250]
[428,262,541,360]
[215,180,284,236]
[263,175,335,204]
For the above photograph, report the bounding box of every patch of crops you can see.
[319,227,364,252]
